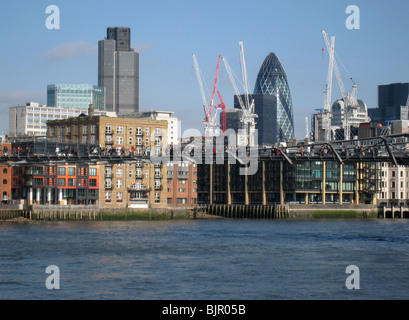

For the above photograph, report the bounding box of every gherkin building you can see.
[254,52,295,142]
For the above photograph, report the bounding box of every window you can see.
[105,191,111,200]
[3,168,7,174]
[105,125,112,134]
[116,168,123,177]
[91,125,97,133]
[136,137,143,145]
[178,188,186,193]
[117,126,123,134]
[145,127,150,136]
[58,167,66,175]
[106,135,112,144]
[58,178,65,186]
[116,180,122,188]
[68,167,75,176]
[117,137,123,145]
[117,192,123,201]
[90,179,97,187]
[129,127,133,135]
[3,179,7,185]
[129,137,133,145]
[91,135,96,144]
[82,135,88,144]
[105,179,112,188]
[136,127,142,135]
[83,125,88,134]
[155,128,161,136]
[90,168,97,176]
[68,178,75,187]
[177,198,187,204]
[129,169,133,178]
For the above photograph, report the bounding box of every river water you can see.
[0,218,408,300]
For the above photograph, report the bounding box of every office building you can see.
[253,52,295,142]
[9,102,113,137]
[47,84,105,110]
[231,94,277,145]
[368,82,409,124]
[98,27,139,115]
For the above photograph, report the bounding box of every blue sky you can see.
[1,0,408,139]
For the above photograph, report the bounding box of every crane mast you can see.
[322,30,360,140]
[322,34,335,141]
[192,53,221,137]
[221,42,257,147]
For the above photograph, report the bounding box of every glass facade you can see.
[47,84,105,110]
[253,53,295,142]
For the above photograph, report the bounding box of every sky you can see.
[0,0,408,140]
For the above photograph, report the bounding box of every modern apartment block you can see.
[8,102,113,137]
[98,27,139,115]
[47,84,105,111]
[197,159,381,206]
[46,105,168,209]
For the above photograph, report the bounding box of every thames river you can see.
[0,218,408,300]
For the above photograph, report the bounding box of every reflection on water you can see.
[1,219,409,299]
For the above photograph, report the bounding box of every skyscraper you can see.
[368,82,409,124]
[253,52,295,142]
[98,27,139,115]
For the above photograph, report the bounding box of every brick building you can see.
[46,105,169,209]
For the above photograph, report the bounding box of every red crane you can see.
[216,90,226,134]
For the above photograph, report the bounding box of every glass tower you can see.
[253,52,295,142]
[47,84,105,110]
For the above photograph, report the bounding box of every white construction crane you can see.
[322,30,360,140]
[221,41,257,147]
[192,53,220,137]
[322,33,335,141]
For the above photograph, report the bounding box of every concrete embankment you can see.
[0,204,192,221]
[0,204,400,221]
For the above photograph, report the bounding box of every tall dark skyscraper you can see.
[253,52,295,143]
[368,82,409,124]
[107,27,131,51]
[98,27,139,114]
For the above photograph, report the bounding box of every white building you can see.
[138,110,179,146]
[9,102,115,137]
[379,162,409,206]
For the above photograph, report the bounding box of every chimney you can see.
[88,104,95,116]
